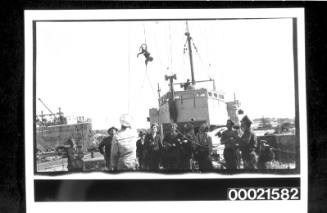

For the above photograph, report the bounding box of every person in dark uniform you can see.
[220,119,240,169]
[144,123,162,171]
[136,131,146,170]
[179,123,194,170]
[239,116,258,169]
[162,123,182,170]
[73,145,84,172]
[257,140,275,169]
[99,127,118,170]
[194,123,212,171]
[64,138,76,172]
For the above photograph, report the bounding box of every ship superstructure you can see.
[149,22,240,131]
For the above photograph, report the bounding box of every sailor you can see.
[144,123,162,171]
[136,131,146,170]
[110,114,138,171]
[162,123,182,170]
[99,126,118,170]
[194,123,212,171]
[239,115,258,169]
[179,123,194,170]
[220,119,240,169]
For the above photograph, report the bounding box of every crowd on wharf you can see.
[63,113,275,172]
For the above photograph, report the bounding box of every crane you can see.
[38,98,55,117]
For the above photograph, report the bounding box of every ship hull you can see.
[36,122,93,152]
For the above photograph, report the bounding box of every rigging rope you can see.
[191,37,212,80]
[127,25,131,113]
[138,23,158,101]
[203,24,214,80]
[153,23,167,75]
[143,24,147,44]
[168,24,173,75]
[145,66,157,99]
[175,128,220,148]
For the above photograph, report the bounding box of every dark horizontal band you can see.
[35,178,300,201]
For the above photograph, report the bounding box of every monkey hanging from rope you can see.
[137,43,153,65]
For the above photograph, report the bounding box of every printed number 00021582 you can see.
[227,187,300,201]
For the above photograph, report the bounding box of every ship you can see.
[36,98,93,156]
[148,22,241,133]
[147,22,298,170]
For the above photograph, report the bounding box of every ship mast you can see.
[185,22,196,85]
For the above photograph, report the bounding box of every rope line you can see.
[174,128,211,148]
[191,38,212,79]
[168,24,173,75]
[127,25,131,113]
[143,24,147,44]
[153,23,166,75]
[145,66,157,100]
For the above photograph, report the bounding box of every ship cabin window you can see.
[214,93,218,98]
[219,94,224,99]
[208,92,212,96]
[195,91,206,97]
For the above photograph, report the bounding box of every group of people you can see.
[220,115,258,170]
[136,122,212,171]
[220,115,275,170]
[98,113,272,172]
[98,114,214,171]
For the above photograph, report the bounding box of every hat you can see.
[120,114,133,127]
[199,123,209,131]
[226,119,234,126]
[170,123,178,129]
[184,123,193,130]
[138,131,146,137]
[151,123,159,129]
[238,109,244,115]
[108,126,118,134]
[240,115,252,125]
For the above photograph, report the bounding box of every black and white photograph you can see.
[25,8,307,212]
[32,13,300,174]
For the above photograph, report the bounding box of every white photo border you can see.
[25,8,307,213]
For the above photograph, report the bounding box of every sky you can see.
[36,18,296,129]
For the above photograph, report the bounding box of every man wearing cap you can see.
[220,119,240,169]
[144,123,162,171]
[239,115,258,169]
[136,131,146,170]
[99,127,118,170]
[110,114,138,171]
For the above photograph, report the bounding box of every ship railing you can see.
[159,89,209,105]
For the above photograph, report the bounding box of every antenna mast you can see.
[185,22,196,85]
